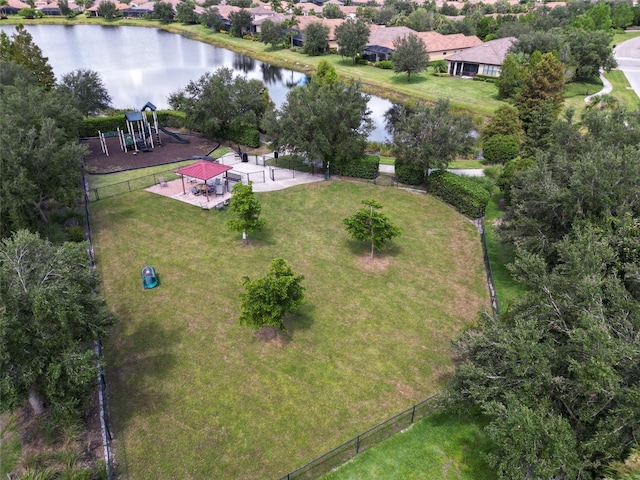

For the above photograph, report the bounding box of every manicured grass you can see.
[320,412,495,480]
[604,69,640,110]
[90,180,489,479]
[86,160,198,189]
[612,30,640,45]
[483,193,527,310]
[378,156,395,166]
[448,159,484,169]
[563,77,604,118]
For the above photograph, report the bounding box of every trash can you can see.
[242,153,248,163]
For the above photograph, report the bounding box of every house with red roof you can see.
[446,36,515,77]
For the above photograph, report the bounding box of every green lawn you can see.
[90,179,489,479]
[86,159,198,189]
[605,69,640,110]
[320,412,495,480]
[0,414,21,478]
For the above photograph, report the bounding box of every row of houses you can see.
[2,0,518,77]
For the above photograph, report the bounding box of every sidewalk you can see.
[379,163,484,177]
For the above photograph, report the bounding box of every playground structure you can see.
[97,102,190,156]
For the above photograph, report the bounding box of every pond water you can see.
[0,24,393,142]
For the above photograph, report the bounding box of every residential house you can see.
[416,31,482,61]
[4,0,33,14]
[290,16,344,50]
[446,36,515,77]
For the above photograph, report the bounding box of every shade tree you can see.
[263,77,372,171]
[0,24,55,89]
[391,33,429,81]
[229,8,253,37]
[239,258,305,331]
[228,182,266,244]
[0,230,114,421]
[343,199,402,258]
[261,19,286,48]
[58,69,112,117]
[302,22,330,55]
[334,18,370,64]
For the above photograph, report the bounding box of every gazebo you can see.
[175,160,233,202]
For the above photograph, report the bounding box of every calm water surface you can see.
[0,24,392,141]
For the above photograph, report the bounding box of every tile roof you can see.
[446,36,516,65]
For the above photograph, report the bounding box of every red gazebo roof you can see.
[175,160,232,181]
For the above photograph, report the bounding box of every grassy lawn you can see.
[483,194,526,310]
[320,411,495,480]
[0,414,21,478]
[612,30,640,45]
[605,69,640,110]
[90,179,488,479]
[86,160,198,189]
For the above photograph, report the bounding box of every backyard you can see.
[90,179,489,479]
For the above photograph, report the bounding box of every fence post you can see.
[356,435,360,454]
[411,405,416,423]
[128,180,131,192]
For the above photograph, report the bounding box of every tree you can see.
[302,22,329,55]
[388,99,474,185]
[96,0,118,18]
[0,0,8,17]
[482,104,524,140]
[391,33,429,82]
[343,199,402,258]
[229,9,253,37]
[260,19,285,49]
[495,53,528,100]
[175,0,199,24]
[0,231,114,420]
[228,182,266,244]
[565,28,616,80]
[168,67,270,142]
[322,2,344,18]
[513,52,565,153]
[611,3,634,29]
[406,7,434,31]
[239,258,305,331]
[58,69,112,117]
[263,78,372,171]
[0,78,87,235]
[334,18,370,64]
[201,6,223,30]
[0,24,55,89]
[153,0,175,22]
[315,59,339,86]
[448,222,640,478]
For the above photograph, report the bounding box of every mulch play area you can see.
[82,129,222,173]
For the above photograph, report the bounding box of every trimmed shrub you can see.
[472,74,497,83]
[394,161,424,186]
[333,156,379,179]
[375,60,393,69]
[496,156,535,206]
[429,170,490,218]
[482,134,520,165]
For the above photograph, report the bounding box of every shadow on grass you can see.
[105,317,181,430]
[344,238,403,259]
[389,74,429,86]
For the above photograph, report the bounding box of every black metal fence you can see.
[278,394,438,480]
[478,217,500,316]
[87,168,181,202]
[82,172,114,480]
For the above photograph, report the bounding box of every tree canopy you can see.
[391,33,429,81]
[168,67,270,141]
[388,99,474,184]
[334,18,370,64]
[228,182,266,244]
[58,69,112,117]
[260,19,285,49]
[263,77,372,171]
[302,22,329,55]
[0,230,114,420]
[229,8,253,37]
[0,24,55,89]
[343,199,402,258]
[239,258,305,331]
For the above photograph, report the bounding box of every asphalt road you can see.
[614,35,640,95]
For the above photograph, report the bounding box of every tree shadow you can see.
[103,316,181,430]
[389,74,430,86]
[344,238,403,258]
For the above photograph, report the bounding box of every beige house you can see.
[446,36,515,77]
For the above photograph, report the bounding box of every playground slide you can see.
[158,126,190,144]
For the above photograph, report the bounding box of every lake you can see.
[0,24,393,142]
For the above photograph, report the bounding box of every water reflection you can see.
[0,24,393,141]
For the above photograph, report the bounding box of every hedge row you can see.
[394,162,424,185]
[472,74,497,83]
[79,110,187,137]
[333,156,379,179]
[227,127,260,148]
[429,170,490,218]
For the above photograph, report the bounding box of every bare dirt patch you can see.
[255,326,289,346]
[356,254,393,272]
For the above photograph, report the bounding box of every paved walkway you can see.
[379,163,484,177]
[584,71,614,103]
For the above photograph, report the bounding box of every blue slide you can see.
[158,125,190,144]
